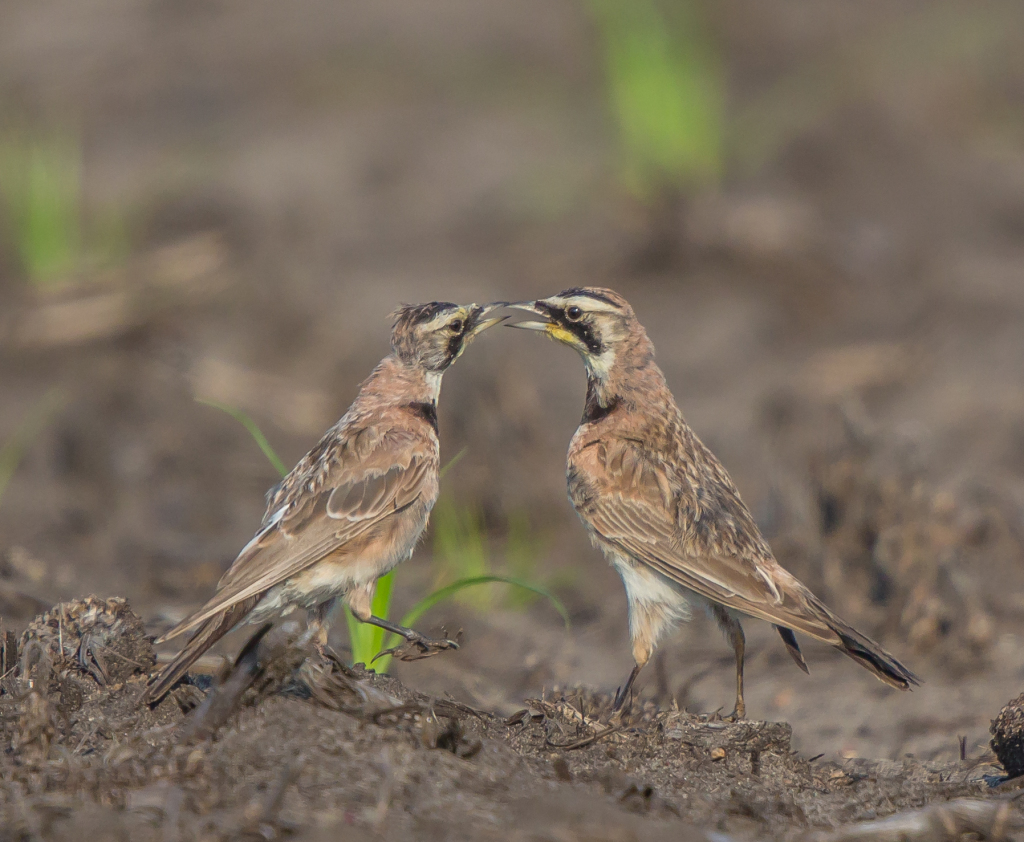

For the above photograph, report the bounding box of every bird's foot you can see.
[723,704,746,723]
[312,640,345,666]
[373,629,461,663]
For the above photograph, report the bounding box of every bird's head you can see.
[390,301,506,372]
[506,287,641,381]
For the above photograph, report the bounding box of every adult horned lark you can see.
[142,301,505,705]
[508,288,919,717]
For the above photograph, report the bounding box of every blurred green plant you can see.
[431,500,552,613]
[200,400,568,674]
[0,130,128,286]
[0,388,65,507]
[196,398,289,477]
[432,497,491,608]
[587,0,723,201]
[503,510,544,608]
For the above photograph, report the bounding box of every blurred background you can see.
[2,0,1024,763]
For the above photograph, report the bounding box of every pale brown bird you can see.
[142,301,505,705]
[508,288,919,717]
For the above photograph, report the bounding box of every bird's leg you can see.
[305,600,335,658]
[614,601,655,713]
[730,629,746,721]
[712,605,746,720]
[612,663,643,712]
[345,585,458,661]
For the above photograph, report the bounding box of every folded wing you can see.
[573,438,864,645]
[570,437,919,688]
[158,428,435,643]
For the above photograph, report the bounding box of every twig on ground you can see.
[546,723,626,751]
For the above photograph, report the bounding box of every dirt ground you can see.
[0,606,1012,841]
[3,0,1024,839]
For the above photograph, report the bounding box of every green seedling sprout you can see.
[0,129,129,286]
[588,0,723,200]
[0,133,81,284]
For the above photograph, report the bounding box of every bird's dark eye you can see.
[448,319,464,334]
[565,306,583,322]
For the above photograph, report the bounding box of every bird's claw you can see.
[611,684,631,715]
[372,631,460,663]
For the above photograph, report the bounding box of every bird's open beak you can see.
[467,302,509,336]
[504,300,553,332]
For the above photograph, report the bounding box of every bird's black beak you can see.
[504,300,554,332]
[466,302,509,336]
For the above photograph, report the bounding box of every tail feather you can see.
[813,598,920,690]
[832,625,920,689]
[775,625,809,674]
[142,599,256,706]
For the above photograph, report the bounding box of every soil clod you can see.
[991,693,1024,779]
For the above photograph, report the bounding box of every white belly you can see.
[611,553,693,621]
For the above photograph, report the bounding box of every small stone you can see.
[185,748,205,775]
[710,747,726,761]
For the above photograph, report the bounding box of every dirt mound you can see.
[17,596,155,688]
[991,693,1024,779]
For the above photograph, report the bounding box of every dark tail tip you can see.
[140,608,248,707]
[775,625,810,675]
[834,627,921,690]
[141,642,213,706]
[141,661,188,707]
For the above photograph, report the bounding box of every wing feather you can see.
[158,429,436,643]
[570,438,839,644]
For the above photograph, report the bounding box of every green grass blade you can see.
[439,446,468,479]
[344,571,397,670]
[402,575,569,629]
[196,398,289,478]
[376,575,570,657]
[587,0,722,199]
[343,606,366,663]
[0,388,65,505]
[0,133,83,285]
[432,498,490,608]
[363,571,396,671]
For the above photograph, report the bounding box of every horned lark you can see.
[142,301,505,705]
[508,288,919,717]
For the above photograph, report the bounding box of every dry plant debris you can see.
[18,596,155,688]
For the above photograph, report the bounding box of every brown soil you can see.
[0,609,1005,840]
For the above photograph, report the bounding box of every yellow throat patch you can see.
[546,323,580,346]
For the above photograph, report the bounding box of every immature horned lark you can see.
[142,301,504,705]
[508,288,919,717]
